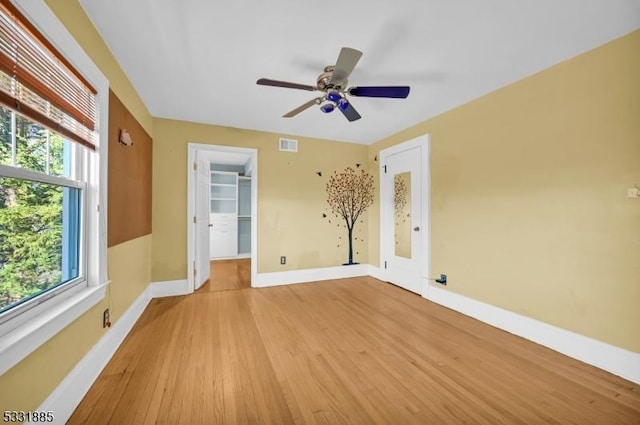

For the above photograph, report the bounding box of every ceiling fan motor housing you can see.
[317,66,346,91]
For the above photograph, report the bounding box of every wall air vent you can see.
[279,137,298,152]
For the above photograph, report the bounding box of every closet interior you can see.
[209,159,252,259]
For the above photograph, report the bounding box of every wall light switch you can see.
[628,188,640,199]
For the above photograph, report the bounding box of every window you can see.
[0,0,108,375]
[0,106,84,318]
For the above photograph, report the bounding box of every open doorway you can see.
[187,143,258,293]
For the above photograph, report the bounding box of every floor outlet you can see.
[436,274,447,285]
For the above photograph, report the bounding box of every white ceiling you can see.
[79,0,640,145]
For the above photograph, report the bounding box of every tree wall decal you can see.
[394,175,408,216]
[326,167,374,265]
[393,173,411,257]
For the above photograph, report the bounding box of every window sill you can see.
[0,283,108,376]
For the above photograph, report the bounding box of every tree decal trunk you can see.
[347,226,354,265]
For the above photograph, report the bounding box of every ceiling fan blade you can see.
[283,97,322,118]
[339,101,361,122]
[348,86,410,98]
[330,47,363,86]
[257,78,317,91]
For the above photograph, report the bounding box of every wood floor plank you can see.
[69,276,640,424]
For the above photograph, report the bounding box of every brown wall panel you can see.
[108,90,152,247]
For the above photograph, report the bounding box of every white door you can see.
[380,136,429,295]
[194,155,210,290]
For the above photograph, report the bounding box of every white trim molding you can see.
[426,284,640,384]
[211,253,251,261]
[0,0,111,379]
[32,286,152,425]
[151,280,190,298]
[255,264,370,288]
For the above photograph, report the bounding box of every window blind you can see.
[0,0,97,150]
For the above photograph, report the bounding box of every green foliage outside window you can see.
[0,107,67,312]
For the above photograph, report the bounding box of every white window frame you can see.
[0,0,109,376]
[0,156,87,328]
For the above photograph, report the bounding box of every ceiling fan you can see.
[256,47,410,122]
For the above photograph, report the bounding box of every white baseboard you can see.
[211,253,251,260]
[151,279,189,297]
[254,264,370,287]
[33,286,152,425]
[426,284,640,384]
[367,265,386,281]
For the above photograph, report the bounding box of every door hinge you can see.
[384,260,387,269]
[383,165,387,173]
[193,162,197,171]
[193,261,196,276]
[193,216,196,223]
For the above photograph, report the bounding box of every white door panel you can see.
[380,136,429,295]
[194,156,210,290]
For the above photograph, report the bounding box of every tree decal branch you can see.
[394,175,408,217]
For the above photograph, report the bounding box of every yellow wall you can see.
[0,0,154,412]
[152,119,369,281]
[369,30,640,353]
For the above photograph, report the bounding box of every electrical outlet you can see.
[103,308,111,328]
[280,256,286,265]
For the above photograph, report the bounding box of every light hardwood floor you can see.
[69,277,640,424]
[197,258,251,293]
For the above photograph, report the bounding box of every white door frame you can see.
[379,134,431,298]
[187,143,258,292]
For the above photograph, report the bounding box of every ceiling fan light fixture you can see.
[337,98,349,111]
[320,103,335,113]
[327,91,342,102]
